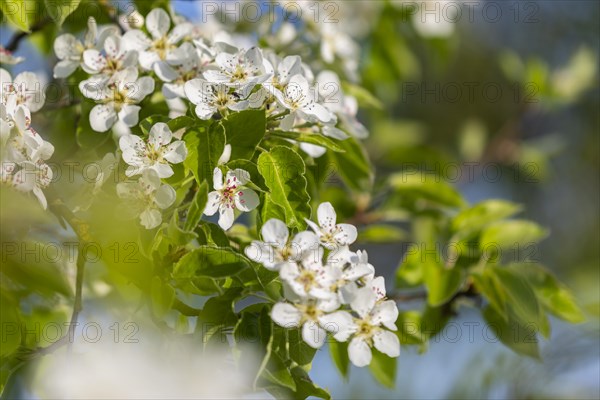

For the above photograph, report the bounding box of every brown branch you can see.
[4,17,52,53]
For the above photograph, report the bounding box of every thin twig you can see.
[4,18,52,53]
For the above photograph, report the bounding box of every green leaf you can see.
[471,269,508,320]
[257,146,311,230]
[183,121,224,186]
[222,109,266,160]
[0,1,36,31]
[480,220,548,253]
[369,349,397,388]
[510,263,585,323]
[258,195,286,230]
[168,116,196,133]
[184,181,208,231]
[396,243,425,287]
[389,172,465,208]
[45,0,81,26]
[483,306,540,359]
[288,328,317,366]
[452,200,522,236]
[425,261,464,307]
[395,311,425,345]
[198,221,230,247]
[328,341,350,378]
[290,366,331,400]
[173,246,249,279]
[150,277,175,318]
[327,136,373,192]
[271,130,345,152]
[0,295,20,357]
[197,288,242,344]
[263,353,296,391]
[358,224,407,243]
[166,212,197,247]
[488,266,548,338]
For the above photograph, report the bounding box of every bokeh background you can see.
[1,1,598,398]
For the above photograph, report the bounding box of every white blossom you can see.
[79,67,155,132]
[184,79,249,119]
[204,168,259,230]
[82,35,138,75]
[116,169,176,229]
[0,69,45,114]
[273,74,333,125]
[122,8,192,71]
[53,17,119,78]
[244,218,319,271]
[119,122,187,178]
[271,299,341,349]
[203,47,271,92]
[321,284,400,367]
[305,202,357,249]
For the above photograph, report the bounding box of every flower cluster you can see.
[245,202,400,367]
[0,67,54,208]
[117,122,187,229]
[53,8,368,156]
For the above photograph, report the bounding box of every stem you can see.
[173,298,202,316]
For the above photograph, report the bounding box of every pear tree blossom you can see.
[79,67,155,132]
[204,167,259,230]
[122,8,192,71]
[272,74,334,125]
[116,169,176,229]
[82,35,139,76]
[244,218,320,271]
[119,122,187,178]
[184,79,249,119]
[270,299,342,349]
[53,17,119,78]
[202,47,271,92]
[305,201,358,249]
[0,69,45,114]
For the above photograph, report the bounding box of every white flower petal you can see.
[118,105,141,127]
[218,205,235,230]
[234,188,259,212]
[227,168,251,185]
[334,223,358,245]
[212,167,224,190]
[90,104,117,132]
[149,122,172,147]
[302,321,327,349]
[261,218,288,248]
[371,300,399,331]
[204,191,221,216]
[140,208,162,229]
[271,303,302,328]
[163,140,187,164]
[348,337,372,367]
[350,286,377,319]
[53,60,80,78]
[154,184,176,209]
[53,33,79,59]
[318,311,355,342]
[146,8,171,40]
[317,202,337,230]
[373,330,400,358]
